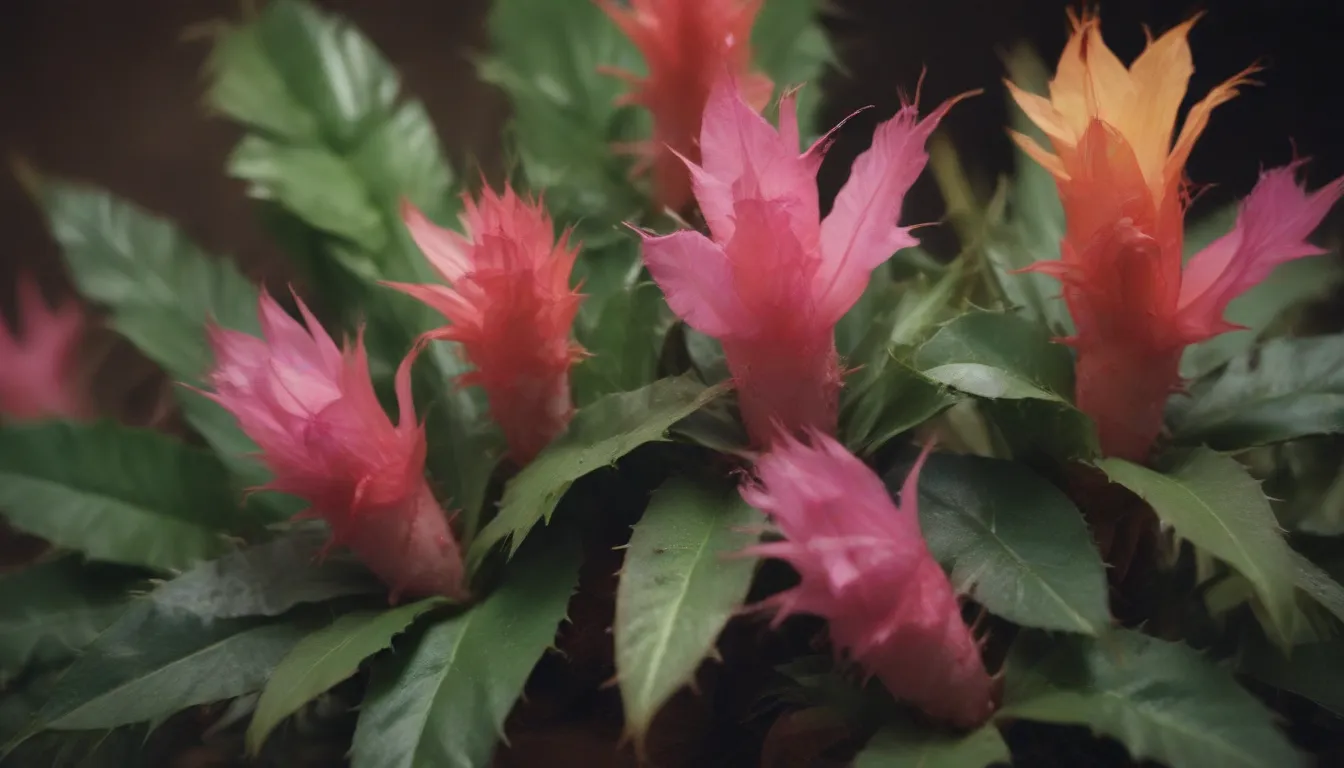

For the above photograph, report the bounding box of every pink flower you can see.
[741,432,994,728]
[636,73,965,446]
[205,291,467,602]
[0,273,92,422]
[597,0,773,212]
[390,186,584,465]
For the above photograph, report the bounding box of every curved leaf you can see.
[1097,450,1297,641]
[1170,336,1344,450]
[246,598,444,754]
[855,720,1009,768]
[469,376,729,567]
[615,477,762,739]
[1001,629,1303,768]
[902,453,1110,634]
[350,531,581,768]
[914,311,1074,401]
[0,421,239,571]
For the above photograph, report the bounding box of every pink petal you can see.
[1176,163,1344,342]
[403,201,472,283]
[638,227,750,338]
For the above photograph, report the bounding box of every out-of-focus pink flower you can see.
[636,73,965,446]
[741,432,994,728]
[0,274,92,422]
[205,291,466,602]
[390,185,584,465]
[597,0,773,212]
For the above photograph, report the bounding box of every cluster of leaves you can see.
[2,2,1343,767]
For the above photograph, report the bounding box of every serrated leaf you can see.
[350,530,581,768]
[1097,449,1297,643]
[246,598,444,754]
[0,558,144,679]
[900,453,1110,634]
[855,719,1009,768]
[915,311,1074,401]
[0,421,239,571]
[1170,336,1344,450]
[469,376,729,566]
[1001,629,1303,768]
[615,477,762,739]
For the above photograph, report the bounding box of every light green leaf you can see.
[246,598,444,754]
[350,531,582,768]
[915,311,1073,401]
[855,719,1009,768]
[470,376,730,566]
[1170,335,1344,450]
[0,558,144,679]
[1097,449,1297,642]
[615,477,761,739]
[903,453,1109,634]
[572,281,670,407]
[204,23,318,141]
[0,421,240,571]
[752,0,833,132]
[1001,629,1303,768]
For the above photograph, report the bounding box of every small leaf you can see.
[0,421,240,571]
[615,477,762,739]
[351,530,582,768]
[469,376,729,566]
[855,719,1009,768]
[915,311,1074,402]
[1097,449,1297,644]
[246,598,444,754]
[901,453,1110,634]
[1001,629,1303,768]
[1170,335,1344,450]
[0,558,144,679]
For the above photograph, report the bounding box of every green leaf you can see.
[1170,335,1344,450]
[904,453,1110,634]
[0,558,144,679]
[841,352,960,456]
[572,282,669,407]
[1238,631,1344,718]
[1001,629,1303,768]
[914,311,1074,401]
[35,179,275,491]
[615,477,762,739]
[246,598,444,754]
[1097,449,1297,642]
[0,421,239,571]
[470,376,729,566]
[855,719,1009,768]
[351,531,582,768]
[752,0,833,132]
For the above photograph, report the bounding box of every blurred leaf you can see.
[1238,630,1344,718]
[469,376,729,567]
[855,719,1009,768]
[836,265,897,358]
[351,529,581,768]
[615,477,762,739]
[246,598,444,755]
[573,282,670,407]
[752,0,833,133]
[0,421,239,571]
[902,453,1109,634]
[1170,335,1344,450]
[841,352,960,456]
[0,558,144,680]
[685,327,730,384]
[915,311,1074,401]
[1097,450,1297,643]
[1001,629,1303,768]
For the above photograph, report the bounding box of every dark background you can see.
[2,0,1342,296]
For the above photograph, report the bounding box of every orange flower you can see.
[598,0,773,212]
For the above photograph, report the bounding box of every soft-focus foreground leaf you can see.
[915,311,1073,401]
[246,598,444,754]
[1001,629,1303,768]
[34,179,278,494]
[1170,336,1344,450]
[351,530,581,768]
[615,477,762,740]
[1098,450,1297,643]
[1239,630,1344,718]
[752,0,833,132]
[0,421,238,571]
[0,558,145,680]
[854,719,1009,768]
[901,453,1109,634]
[470,376,729,566]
